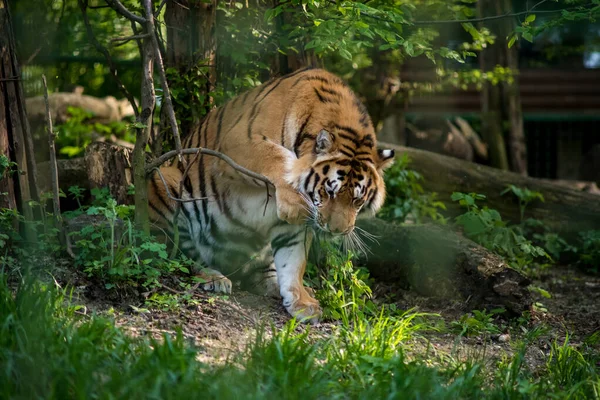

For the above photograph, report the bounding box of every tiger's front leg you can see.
[270,224,321,323]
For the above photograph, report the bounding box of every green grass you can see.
[2,275,599,400]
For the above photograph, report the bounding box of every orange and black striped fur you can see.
[148,67,394,322]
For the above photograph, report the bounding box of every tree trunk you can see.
[502,0,527,176]
[161,0,216,148]
[356,219,531,314]
[0,0,40,240]
[478,0,526,174]
[85,142,134,205]
[478,0,509,171]
[381,142,600,239]
[133,2,156,234]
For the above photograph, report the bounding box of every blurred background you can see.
[8,0,600,186]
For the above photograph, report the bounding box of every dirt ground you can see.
[57,263,599,368]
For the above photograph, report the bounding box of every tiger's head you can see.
[286,127,395,237]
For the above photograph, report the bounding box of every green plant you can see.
[70,190,192,289]
[451,308,505,337]
[2,274,599,399]
[380,154,447,224]
[55,107,132,158]
[501,184,545,223]
[306,242,374,321]
[578,230,600,274]
[451,192,549,272]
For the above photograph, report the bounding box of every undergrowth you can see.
[2,275,599,399]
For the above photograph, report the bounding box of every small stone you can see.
[498,334,510,343]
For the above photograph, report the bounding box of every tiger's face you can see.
[287,129,394,236]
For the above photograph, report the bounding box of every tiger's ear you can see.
[376,149,395,172]
[315,129,333,154]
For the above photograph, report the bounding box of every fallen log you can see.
[357,218,531,314]
[380,142,600,239]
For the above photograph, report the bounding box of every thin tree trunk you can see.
[502,0,527,176]
[0,0,39,241]
[133,1,156,234]
[477,0,510,171]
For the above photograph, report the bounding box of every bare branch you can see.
[142,0,184,162]
[104,0,146,24]
[78,0,139,119]
[152,167,209,204]
[42,75,65,245]
[111,33,150,43]
[146,148,273,186]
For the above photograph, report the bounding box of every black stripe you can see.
[208,173,223,213]
[280,111,287,147]
[285,67,316,88]
[255,78,277,99]
[273,241,301,256]
[149,201,170,224]
[339,149,354,158]
[198,155,208,225]
[271,231,302,251]
[341,143,355,153]
[151,178,174,214]
[335,124,360,137]
[222,198,257,235]
[231,113,244,131]
[215,102,228,148]
[304,169,315,191]
[313,173,321,188]
[293,113,313,157]
[240,91,251,107]
[320,86,342,97]
[247,102,261,138]
[258,77,283,102]
[313,87,337,104]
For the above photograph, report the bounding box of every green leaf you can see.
[339,48,353,61]
[525,14,536,23]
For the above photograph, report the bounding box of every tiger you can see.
[148,67,395,323]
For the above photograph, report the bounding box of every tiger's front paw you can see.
[275,185,309,225]
[283,287,322,324]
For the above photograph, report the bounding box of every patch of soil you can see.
[51,263,599,368]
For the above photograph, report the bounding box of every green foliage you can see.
[55,107,132,158]
[523,218,577,262]
[451,192,549,271]
[578,230,600,273]
[3,275,599,399]
[451,308,505,337]
[501,184,545,223]
[379,154,447,224]
[68,188,193,289]
[509,1,600,47]
[0,154,17,178]
[306,242,374,321]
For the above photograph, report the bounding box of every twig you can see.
[104,0,146,24]
[111,33,150,42]
[42,75,65,246]
[142,0,185,164]
[146,148,273,186]
[78,0,139,119]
